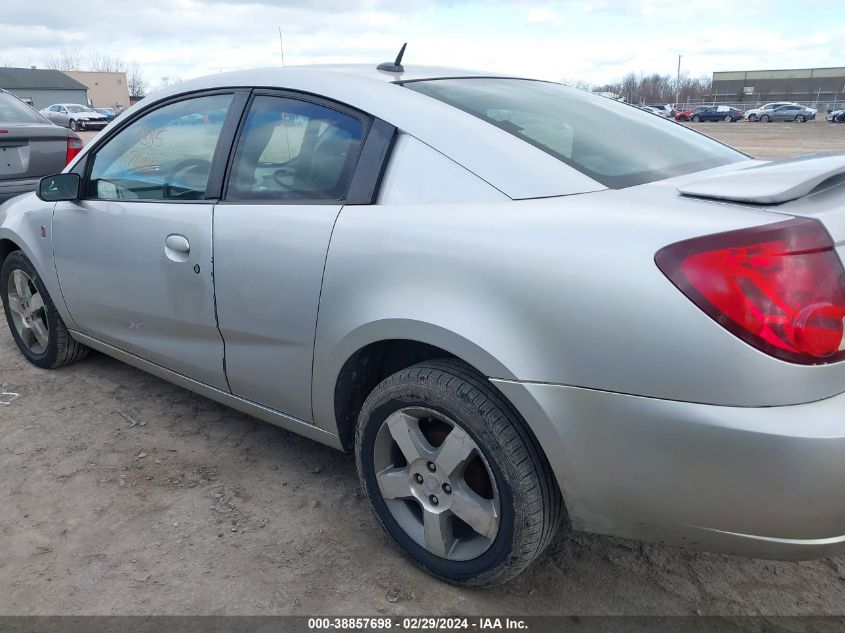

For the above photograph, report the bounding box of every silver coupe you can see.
[4,62,845,586]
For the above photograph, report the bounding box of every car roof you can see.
[125,64,605,199]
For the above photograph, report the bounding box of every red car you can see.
[674,109,694,121]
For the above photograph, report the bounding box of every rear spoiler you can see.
[678,154,845,204]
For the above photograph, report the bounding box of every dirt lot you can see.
[682,117,845,158]
[3,121,845,616]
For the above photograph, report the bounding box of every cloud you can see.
[0,0,842,89]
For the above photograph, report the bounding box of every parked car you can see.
[690,105,744,122]
[5,64,845,587]
[757,104,817,122]
[645,104,676,118]
[0,89,83,203]
[674,108,695,121]
[39,104,108,132]
[92,108,118,122]
[745,102,800,122]
[827,109,845,123]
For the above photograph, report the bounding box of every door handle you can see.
[164,234,190,262]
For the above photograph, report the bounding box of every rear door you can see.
[213,91,389,420]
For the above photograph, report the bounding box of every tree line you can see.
[565,71,714,105]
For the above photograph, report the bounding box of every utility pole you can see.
[675,54,683,106]
[278,28,285,67]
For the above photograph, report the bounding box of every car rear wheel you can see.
[723,115,732,122]
[795,114,806,123]
[355,359,563,586]
[1,251,89,369]
[761,114,771,122]
[691,115,701,122]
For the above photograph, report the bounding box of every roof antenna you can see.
[377,43,407,73]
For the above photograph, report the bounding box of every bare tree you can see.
[126,63,148,97]
[561,78,594,92]
[45,48,86,71]
[0,58,14,68]
[43,48,151,99]
[86,51,126,73]
[595,71,713,105]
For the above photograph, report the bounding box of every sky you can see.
[1,0,842,90]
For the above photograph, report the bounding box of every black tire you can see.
[355,358,564,586]
[69,119,78,131]
[724,115,732,122]
[761,114,771,122]
[795,114,805,123]
[748,114,757,121]
[1,251,89,369]
[691,115,701,122]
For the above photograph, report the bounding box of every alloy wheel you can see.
[6,269,49,355]
[372,406,501,561]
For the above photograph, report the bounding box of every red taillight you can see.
[656,218,845,364]
[66,136,83,165]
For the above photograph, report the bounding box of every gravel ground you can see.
[3,120,845,616]
[682,117,845,158]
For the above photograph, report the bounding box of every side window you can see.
[226,95,365,202]
[86,93,234,201]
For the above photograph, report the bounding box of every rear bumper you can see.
[492,379,845,560]
[0,178,39,203]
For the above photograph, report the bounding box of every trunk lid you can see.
[0,124,69,181]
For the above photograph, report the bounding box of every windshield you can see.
[403,78,745,188]
[0,92,48,124]
[66,105,92,113]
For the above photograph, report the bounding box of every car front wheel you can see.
[355,359,563,586]
[748,114,757,121]
[691,115,701,122]
[1,251,89,369]
[795,114,806,123]
[69,119,78,131]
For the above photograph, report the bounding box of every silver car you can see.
[756,103,817,122]
[0,90,84,203]
[4,64,845,586]
[39,103,108,132]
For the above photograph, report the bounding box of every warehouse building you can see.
[64,71,130,109]
[0,67,88,110]
[711,67,845,107]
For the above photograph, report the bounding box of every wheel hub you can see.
[408,458,454,511]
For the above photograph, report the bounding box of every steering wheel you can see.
[164,158,212,199]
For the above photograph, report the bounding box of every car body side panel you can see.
[493,378,845,558]
[0,193,77,329]
[377,134,509,204]
[312,183,845,439]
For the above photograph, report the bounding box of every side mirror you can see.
[38,173,81,202]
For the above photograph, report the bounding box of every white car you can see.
[39,103,108,132]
